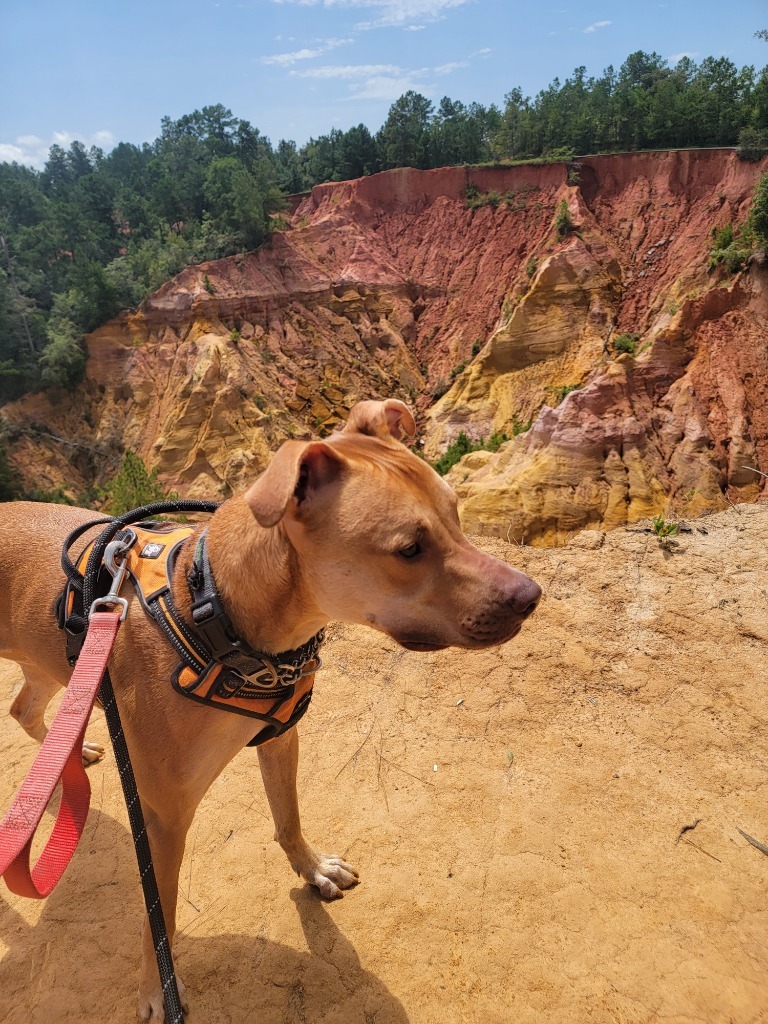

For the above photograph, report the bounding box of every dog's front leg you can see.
[258,727,359,898]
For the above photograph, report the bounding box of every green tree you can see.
[749,171,768,247]
[378,92,434,169]
[39,291,86,388]
[104,450,175,514]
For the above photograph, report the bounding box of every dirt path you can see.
[1,505,767,1024]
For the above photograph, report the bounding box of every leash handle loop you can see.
[0,612,121,898]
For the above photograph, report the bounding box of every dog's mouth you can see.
[399,639,450,652]
[390,619,526,653]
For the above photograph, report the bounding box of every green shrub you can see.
[554,198,575,239]
[711,222,734,250]
[613,332,638,355]
[230,328,241,344]
[202,274,216,295]
[433,433,477,475]
[652,513,679,544]
[432,431,510,476]
[708,221,752,273]
[525,256,540,278]
[748,171,768,249]
[547,383,581,404]
[485,432,509,452]
[104,451,177,515]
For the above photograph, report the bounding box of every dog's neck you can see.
[181,495,327,655]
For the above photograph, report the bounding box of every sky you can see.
[2,0,768,169]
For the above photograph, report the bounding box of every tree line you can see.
[1,48,768,400]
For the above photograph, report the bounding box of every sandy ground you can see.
[1,505,767,1024]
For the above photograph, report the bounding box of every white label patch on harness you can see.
[140,542,166,559]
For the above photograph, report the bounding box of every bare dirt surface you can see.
[1,505,767,1024]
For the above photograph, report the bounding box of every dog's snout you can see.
[507,575,542,619]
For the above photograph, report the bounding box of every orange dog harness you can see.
[61,520,321,745]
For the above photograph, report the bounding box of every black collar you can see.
[187,529,325,685]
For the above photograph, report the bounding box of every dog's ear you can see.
[342,399,416,441]
[244,441,343,527]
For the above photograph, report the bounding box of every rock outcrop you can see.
[2,151,766,540]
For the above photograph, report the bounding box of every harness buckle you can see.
[89,540,130,621]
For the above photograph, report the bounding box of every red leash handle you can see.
[0,612,121,898]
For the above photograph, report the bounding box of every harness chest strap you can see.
[66,522,323,745]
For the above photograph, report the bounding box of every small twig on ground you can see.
[742,466,768,480]
[187,822,200,903]
[182,894,225,938]
[737,827,768,857]
[377,752,435,786]
[681,838,722,864]
[375,723,390,811]
[720,492,742,514]
[178,888,201,913]
[334,724,374,779]
[675,818,702,843]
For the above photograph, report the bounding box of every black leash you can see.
[79,500,220,1023]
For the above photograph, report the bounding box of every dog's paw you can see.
[81,740,105,766]
[137,972,188,1020]
[294,848,360,900]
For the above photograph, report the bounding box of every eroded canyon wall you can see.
[2,151,766,542]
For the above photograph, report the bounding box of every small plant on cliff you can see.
[202,274,216,295]
[613,332,638,355]
[104,451,178,515]
[748,171,768,250]
[230,328,241,344]
[432,431,510,476]
[651,513,679,546]
[512,415,533,436]
[547,383,581,404]
[708,221,752,274]
[270,214,291,232]
[525,256,539,279]
[554,199,575,240]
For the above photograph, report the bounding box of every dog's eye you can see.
[399,542,421,559]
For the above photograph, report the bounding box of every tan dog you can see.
[0,399,540,1020]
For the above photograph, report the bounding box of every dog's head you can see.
[244,400,540,651]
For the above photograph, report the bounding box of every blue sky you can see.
[2,0,768,168]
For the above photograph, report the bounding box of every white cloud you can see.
[583,19,611,33]
[260,36,353,65]
[290,62,404,79]
[287,43,481,101]
[433,60,469,75]
[352,73,432,100]
[272,0,469,29]
[0,130,115,170]
[669,51,699,63]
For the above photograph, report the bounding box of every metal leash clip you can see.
[89,540,130,621]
